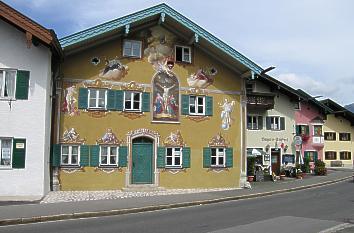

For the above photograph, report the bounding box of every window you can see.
[211,148,225,167]
[266,116,285,130]
[247,115,262,130]
[294,101,300,110]
[282,154,295,164]
[246,82,254,93]
[324,132,336,141]
[339,133,351,141]
[340,151,351,160]
[189,95,205,115]
[313,125,323,136]
[0,138,12,167]
[166,147,182,168]
[100,146,118,166]
[0,69,16,99]
[175,45,191,63]
[88,89,106,109]
[123,40,142,58]
[124,91,142,111]
[296,125,309,136]
[304,151,317,162]
[325,151,337,160]
[61,145,79,166]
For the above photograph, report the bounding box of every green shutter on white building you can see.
[157,147,165,168]
[115,90,124,111]
[203,147,211,168]
[52,144,61,167]
[90,145,99,167]
[181,95,189,115]
[142,92,150,112]
[205,96,213,116]
[80,145,90,167]
[225,147,233,168]
[12,138,26,169]
[15,70,30,100]
[106,89,116,110]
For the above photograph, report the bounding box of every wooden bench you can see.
[330,160,344,167]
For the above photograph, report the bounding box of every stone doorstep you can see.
[122,185,166,192]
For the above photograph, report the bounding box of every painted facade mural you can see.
[152,71,179,122]
[97,128,122,145]
[219,99,235,130]
[144,26,176,73]
[62,85,79,116]
[99,57,128,81]
[187,67,217,89]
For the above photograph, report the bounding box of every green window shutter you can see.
[203,147,211,168]
[226,147,233,168]
[295,125,300,135]
[258,116,263,129]
[205,96,213,116]
[305,125,310,135]
[12,138,26,169]
[90,145,99,167]
[106,89,116,110]
[266,117,271,130]
[115,90,124,111]
[142,92,150,112]
[119,146,128,167]
[157,147,165,168]
[182,147,191,168]
[52,144,61,167]
[314,151,318,162]
[78,88,88,109]
[80,145,90,167]
[15,70,30,100]
[280,117,285,130]
[181,95,190,115]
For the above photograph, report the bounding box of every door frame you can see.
[270,147,282,175]
[126,129,160,187]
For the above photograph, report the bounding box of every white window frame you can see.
[0,138,13,169]
[0,69,17,100]
[313,124,323,137]
[270,116,281,130]
[211,147,226,167]
[99,145,119,166]
[189,95,205,115]
[61,145,80,166]
[175,45,191,63]
[123,91,142,112]
[324,132,336,141]
[123,40,142,58]
[247,115,262,130]
[166,147,182,168]
[88,88,107,110]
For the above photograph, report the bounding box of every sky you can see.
[5,0,354,106]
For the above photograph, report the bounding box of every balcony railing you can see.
[247,92,275,110]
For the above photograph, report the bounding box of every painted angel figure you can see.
[219,99,235,130]
[63,128,79,142]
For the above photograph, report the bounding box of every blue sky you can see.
[5,0,354,105]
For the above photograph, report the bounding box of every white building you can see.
[0,2,61,200]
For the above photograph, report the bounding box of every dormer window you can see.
[175,45,191,63]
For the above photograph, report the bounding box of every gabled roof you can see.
[296,89,333,113]
[59,3,263,75]
[321,99,354,126]
[0,1,62,56]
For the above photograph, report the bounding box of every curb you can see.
[0,176,352,226]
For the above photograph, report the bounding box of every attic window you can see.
[123,40,142,58]
[175,45,191,63]
[91,57,100,66]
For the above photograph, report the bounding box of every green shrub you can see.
[301,157,311,173]
[314,160,327,176]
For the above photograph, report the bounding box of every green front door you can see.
[132,142,153,184]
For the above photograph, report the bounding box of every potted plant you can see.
[247,157,256,182]
[280,167,286,180]
[295,164,303,179]
[314,160,327,176]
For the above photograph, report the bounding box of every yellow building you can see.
[321,99,354,168]
[51,4,264,190]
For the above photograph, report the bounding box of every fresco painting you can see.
[187,67,217,89]
[99,57,128,81]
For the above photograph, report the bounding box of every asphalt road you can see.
[0,180,353,233]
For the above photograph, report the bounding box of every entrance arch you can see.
[126,129,160,187]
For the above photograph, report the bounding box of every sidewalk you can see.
[0,169,352,226]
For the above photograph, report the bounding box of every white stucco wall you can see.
[0,20,52,200]
[246,81,296,165]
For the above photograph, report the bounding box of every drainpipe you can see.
[240,76,249,188]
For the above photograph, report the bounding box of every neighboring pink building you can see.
[295,90,332,169]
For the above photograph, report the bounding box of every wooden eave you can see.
[0,1,62,57]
